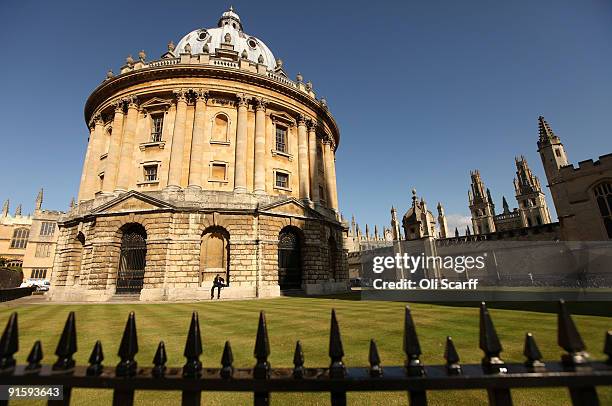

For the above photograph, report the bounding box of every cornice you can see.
[84,64,340,148]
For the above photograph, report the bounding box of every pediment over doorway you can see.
[92,191,175,214]
[259,198,320,218]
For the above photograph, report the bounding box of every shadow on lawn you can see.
[289,290,612,317]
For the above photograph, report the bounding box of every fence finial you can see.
[26,340,43,370]
[524,333,545,370]
[221,340,234,379]
[254,311,271,379]
[479,302,506,374]
[605,331,612,365]
[116,311,138,377]
[329,309,346,378]
[53,311,77,370]
[152,341,167,378]
[293,340,305,379]
[444,336,462,375]
[87,340,104,376]
[0,312,18,370]
[183,312,203,378]
[558,300,588,367]
[403,306,425,376]
[369,339,383,377]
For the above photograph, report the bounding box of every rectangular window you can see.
[31,269,47,279]
[144,165,158,182]
[275,126,287,153]
[35,243,52,258]
[151,115,164,142]
[39,221,55,236]
[275,172,289,189]
[211,163,227,181]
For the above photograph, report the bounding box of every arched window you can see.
[10,228,29,249]
[74,232,86,284]
[211,113,229,143]
[594,182,612,238]
[200,227,230,285]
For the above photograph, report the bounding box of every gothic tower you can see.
[536,116,569,216]
[468,170,496,234]
[513,156,552,227]
[390,206,401,241]
[437,202,448,238]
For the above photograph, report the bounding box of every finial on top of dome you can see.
[257,54,264,64]
[241,49,248,59]
[412,188,417,200]
[138,50,146,62]
[229,5,234,12]
[126,54,134,67]
[296,72,303,83]
[168,41,175,52]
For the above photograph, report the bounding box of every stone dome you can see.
[175,7,277,71]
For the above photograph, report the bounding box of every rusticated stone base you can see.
[50,190,349,302]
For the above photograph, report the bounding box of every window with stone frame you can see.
[151,114,164,142]
[35,243,52,258]
[275,171,289,189]
[31,269,47,279]
[39,222,55,236]
[10,228,29,249]
[144,165,158,182]
[594,182,612,238]
[210,162,227,181]
[275,125,288,153]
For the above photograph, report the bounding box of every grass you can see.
[1,297,611,405]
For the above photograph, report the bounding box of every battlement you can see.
[559,152,612,177]
[436,222,560,247]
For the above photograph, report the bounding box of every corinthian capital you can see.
[297,114,307,126]
[236,93,250,107]
[255,97,267,112]
[307,119,318,131]
[194,88,209,101]
[173,88,188,103]
[125,95,139,109]
[112,99,125,113]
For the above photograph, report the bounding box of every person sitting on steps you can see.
[211,274,225,299]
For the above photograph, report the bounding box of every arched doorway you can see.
[278,227,302,290]
[116,224,147,294]
[200,227,230,286]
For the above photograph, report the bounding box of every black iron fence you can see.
[0,301,611,405]
[0,287,35,303]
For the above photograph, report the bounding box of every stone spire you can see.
[390,206,401,241]
[70,197,76,209]
[35,188,43,211]
[437,202,448,239]
[537,115,556,144]
[468,170,496,234]
[455,227,459,238]
[374,225,379,240]
[502,196,510,214]
[14,204,22,216]
[465,225,471,236]
[365,224,370,240]
[1,199,8,217]
[513,156,543,196]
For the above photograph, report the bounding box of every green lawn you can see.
[1,297,611,405]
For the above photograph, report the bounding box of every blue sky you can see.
[1,0,611,233]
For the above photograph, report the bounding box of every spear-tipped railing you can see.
[0,301,611,405]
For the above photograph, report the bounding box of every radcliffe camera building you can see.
[51,8,348,301]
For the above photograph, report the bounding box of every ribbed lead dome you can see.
[175,7,277,71]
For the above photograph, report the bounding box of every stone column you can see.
[188,89,208,189]
[323,139,337,210]
[234,93,249,193]
[297,115,311,201]
[81,115,105,200]
[253,98,267,194]
[77,120,96,202]
[115,96,139,192]
[167,89,188,189]
[102,100,125,193]
[308,121,319,203]
[330,141,339,211]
